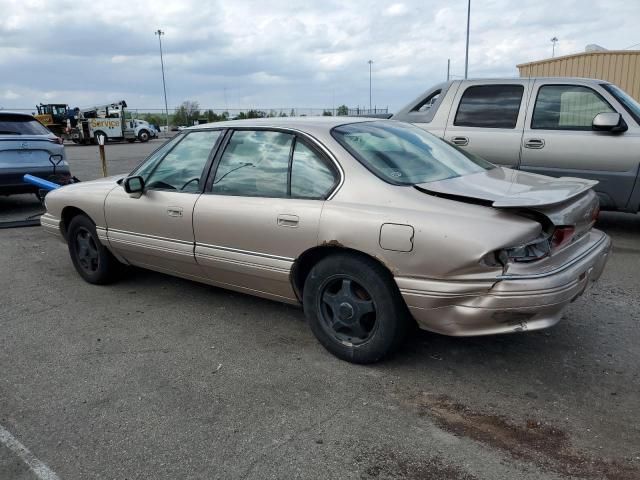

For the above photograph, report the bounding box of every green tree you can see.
[336,105,349,116]
[322,110,333,116]
[173,100,200,126]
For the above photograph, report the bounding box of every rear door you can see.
[520,80,639,210]
[444,80,531,168]
[193,128,340,301]
[105,130,223,277]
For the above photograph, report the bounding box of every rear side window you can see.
[532,85,615,130]
[0,114,51,135]
[454,85,524,129]
[291,141,337,198]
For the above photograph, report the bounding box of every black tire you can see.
[138,130,150,142]
[303,253,409,364]
[67,215,121,284]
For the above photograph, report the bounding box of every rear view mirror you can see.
[123,176,144,194]
[592,112,627,133]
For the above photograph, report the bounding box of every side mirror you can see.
[592,112,628,133]
[123,176,144,194]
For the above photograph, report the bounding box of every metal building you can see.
[517,50,640,101]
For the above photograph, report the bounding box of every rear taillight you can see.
[550,226,575,251]
[591,205,600,222]
[49,137,64,145]
[499,235,551,263]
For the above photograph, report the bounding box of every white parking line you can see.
[0,425,61,480]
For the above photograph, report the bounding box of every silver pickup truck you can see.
[392,77,640,213]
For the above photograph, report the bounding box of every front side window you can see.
[291,141,337,198]
[454,84,524,129]
[213,130,293,197]
[414,90,441,112]
[532,85,615,130]
[602,83,640,125]
[144,130,221,192]
[332,121,493,185]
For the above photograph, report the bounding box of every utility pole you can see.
[447,58,451,81]
[155,29,169,134]
[464,0,470,79]
[368,60,373,113]
[551,37,559,57]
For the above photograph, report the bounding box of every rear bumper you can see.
[0,167,71,194]
[399,230,611,336]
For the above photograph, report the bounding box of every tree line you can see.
[136,101,350,127]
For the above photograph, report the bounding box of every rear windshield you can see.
[331,121,493,185]
[0,114,51,135]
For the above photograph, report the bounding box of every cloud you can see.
[0,0,638,111]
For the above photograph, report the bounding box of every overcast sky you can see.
[1,0,638,112]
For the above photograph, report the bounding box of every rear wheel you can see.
[303,253,409,364]
[67,215,122,284]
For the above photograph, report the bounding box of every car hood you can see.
[414,167,597,208]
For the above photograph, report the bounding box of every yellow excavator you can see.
[34,103,70,137]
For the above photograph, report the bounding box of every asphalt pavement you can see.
[0,139,638,479]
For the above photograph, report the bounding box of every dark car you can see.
[0,111,72,196]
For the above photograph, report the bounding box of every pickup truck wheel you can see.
[138,130,150,142]
[67,215,122,284]
[303,253,409,364]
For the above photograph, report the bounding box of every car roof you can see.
[187,116,379,132]
[0,111,37,118]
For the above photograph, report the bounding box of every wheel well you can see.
[290,246,396,300]
[60,206,91,239]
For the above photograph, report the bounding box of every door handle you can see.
[277,214,299,227]
[167,207,183,217]
[450,136,469,146]
[524,138,545,149]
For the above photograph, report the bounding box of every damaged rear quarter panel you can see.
[317,185,542,283]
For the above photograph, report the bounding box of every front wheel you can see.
[138,130,150,142]
[303,253,409,364]
[67,215,122,284]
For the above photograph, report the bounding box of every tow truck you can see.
[70,101,136,144]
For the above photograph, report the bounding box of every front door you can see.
[105,130,223,278]
[519,80,638,210]
[444,80,530,168]
[193,129,340,301]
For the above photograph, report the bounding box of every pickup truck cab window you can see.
[532,85,615,130]
[454,84,524,129]
[602,83,640,125]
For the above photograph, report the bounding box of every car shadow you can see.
[0,193,44,223]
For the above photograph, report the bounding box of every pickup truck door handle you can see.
[277,214,299,228]
[524,138,545,149]
[450,136,469,146]
[167,207,183,217]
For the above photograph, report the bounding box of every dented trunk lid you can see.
[415,167,600,239]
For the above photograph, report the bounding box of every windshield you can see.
[0,114,51,135]
[331,121,493,185]
[602,83,640,125]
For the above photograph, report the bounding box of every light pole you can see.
[464,0,470,79]
[155,29,169,134]
[551,37,558,57]
[368,60,373,113]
